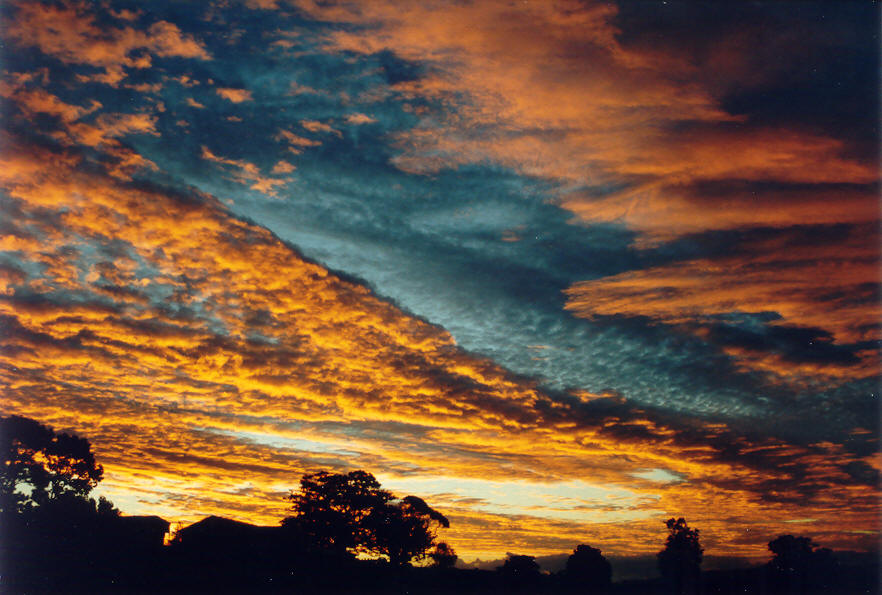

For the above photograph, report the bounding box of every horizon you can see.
[1,0,879,567]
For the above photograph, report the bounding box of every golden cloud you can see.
[7,0,209,85]
[1,132,877,559]
[215,88,254,103]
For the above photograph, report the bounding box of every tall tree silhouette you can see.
[657,517,703,594]
[284,470,451,566]
[1,414,103,514]
[366,495,449,566]
[284,470,392,556]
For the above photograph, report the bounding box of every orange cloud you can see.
[215,88,253,103]
[271,160,296,174]
[7,0,209,85]
[346,113,377,125]
[290,0,876,237]
[1,78,159,181]
[0,85,101,122]
[300,119,342,137]
[561,181,880,246]
[1,131,877,560]
[276,129,322,153]
[287,0,879,386]
[565,225,880,381]
[201,146,287,195]
[1,0,877,562]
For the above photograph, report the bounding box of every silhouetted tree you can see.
[1,415,103,514]
[767,534,840,592]
[366,495,450,566]
[96,494,120,517]
[657,517,702,594]
[429,541,458,568]
[0,416,127,592]
[563,544,612,591]
[284,470,392,556]
[497,553,542,590]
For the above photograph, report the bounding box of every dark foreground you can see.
[2,515,879,595]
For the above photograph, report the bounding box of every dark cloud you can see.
[614,2,879,147]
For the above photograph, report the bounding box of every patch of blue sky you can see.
[631,469,684,484]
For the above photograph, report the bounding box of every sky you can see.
[0,0,879,564]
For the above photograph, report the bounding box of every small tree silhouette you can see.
[563,544,612,591]
[497,553,542,590]
[657,517,702,594]
[498,553,541,575]
[429,542,458,568]
[767,534,840,592]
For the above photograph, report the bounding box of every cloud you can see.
[300,119,341,137]
[1,79,159,180]
[346,113,377,125]
[282,0,878,389]
[246,0,279,10]
[561,180,880,245]
[271,160,296,174]
[0,85,101,122]
[0,0,877,562]
[565,223,880,381]
[201,146,287,195]
[215,88,253,103]
[6,0,209,85]
[275,129,322,153]
[2,130,877,557]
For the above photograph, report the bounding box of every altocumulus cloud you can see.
[0,0,878,561]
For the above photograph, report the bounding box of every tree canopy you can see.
[284,470,449,565]
[1,414,103,514]
[657,517,702,593]
[428,542,458,568]
[498,553,541,576]
[284,470,391,555]
[366,495,449,566]
[766,534,839,590]
[564,544,612,589]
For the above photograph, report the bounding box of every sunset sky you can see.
[0,0,879,564]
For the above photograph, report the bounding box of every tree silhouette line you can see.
[1,414,877,594]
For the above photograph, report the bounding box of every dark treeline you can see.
[1,415,878,594]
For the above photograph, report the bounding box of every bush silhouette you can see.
[497,553,542,590]
[429,541,458,568]
[563,544,612,591]
[766,534,840,592]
